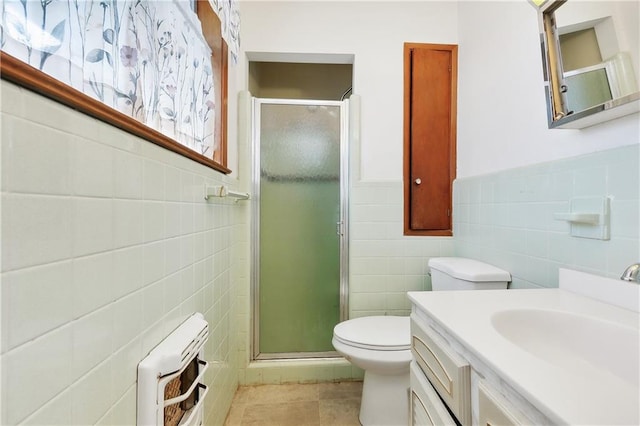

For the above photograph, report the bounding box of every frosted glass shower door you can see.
[254,99,347,357]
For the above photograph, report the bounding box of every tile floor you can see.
[224,381,363,425]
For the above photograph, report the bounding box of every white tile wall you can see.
[348,181,455,317]
[1,80,242,425]
[454,144,640,288]
[2,261,73,349]
[2,194,73,270]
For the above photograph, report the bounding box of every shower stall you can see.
[251,98,349,360]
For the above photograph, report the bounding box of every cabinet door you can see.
[478,381,529,426]
[411,316,471,425]
[410,361,457,426]
[403,43,457,236]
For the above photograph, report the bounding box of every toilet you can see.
[428,257,512,291]
[332,316,411,426]
[333,257,511,426]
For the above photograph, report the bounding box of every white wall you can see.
[240,1,639,181]
[239,0,459,182]
[236,1,463,303]
[456,1,639,178]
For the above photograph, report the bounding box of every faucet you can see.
[620,263,640,283]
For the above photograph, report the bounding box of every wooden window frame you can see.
[0,0,230,174]
[197,0,229,169]
[403,42,457,236]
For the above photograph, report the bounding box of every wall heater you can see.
[137,313,209,426]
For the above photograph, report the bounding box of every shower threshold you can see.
[243,356,361,386]
[254,351,341,361]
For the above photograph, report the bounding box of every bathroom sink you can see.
[491,309,640,387]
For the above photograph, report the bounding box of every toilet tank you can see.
[428,257,511,291]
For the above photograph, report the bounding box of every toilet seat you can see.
[333,316,410,351]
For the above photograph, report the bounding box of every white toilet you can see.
[332,257,511,426]
[332,316,412,426]
[428,257,512,291]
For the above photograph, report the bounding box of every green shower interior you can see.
[258,102,342,355]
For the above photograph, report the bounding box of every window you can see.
[0,0,229,173]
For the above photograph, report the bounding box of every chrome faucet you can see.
[620,263,640,283]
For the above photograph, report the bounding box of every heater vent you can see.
[137,313,209,426]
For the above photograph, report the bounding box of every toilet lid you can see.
[428,257,511,282]
[333,316,410,351]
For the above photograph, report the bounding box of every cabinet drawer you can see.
[410,361,456,426]
[478,381,529,426]
[411,316,471,425]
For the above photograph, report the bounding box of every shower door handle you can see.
[336,221,344,236]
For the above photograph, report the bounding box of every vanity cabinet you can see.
[408,274,640,425]
[478,380,529,426]
[409,311,542,426]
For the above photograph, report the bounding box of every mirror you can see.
[537,0,640,128]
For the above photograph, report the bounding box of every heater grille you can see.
[164,376,183,426]
[137,313,209,426]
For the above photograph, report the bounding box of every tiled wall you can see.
[233,180,455,386]
[349,181,455,317]
[0,81,242,425]
[454,144,640,289]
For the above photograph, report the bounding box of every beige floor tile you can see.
[224,403,246,426]
[318,382,363,400]
[224,381,364,426]
[241,401,320,425]
[246,383,320,405]
[231,386,252,404]
[319,398,361,425]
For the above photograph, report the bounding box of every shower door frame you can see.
[251,97,350,360]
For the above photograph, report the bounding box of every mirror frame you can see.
[537,0,640,129]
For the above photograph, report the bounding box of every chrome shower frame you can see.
[250,97,350,360]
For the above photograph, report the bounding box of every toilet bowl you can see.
[332,316,411,426]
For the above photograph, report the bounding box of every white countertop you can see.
[407,277,640,425]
